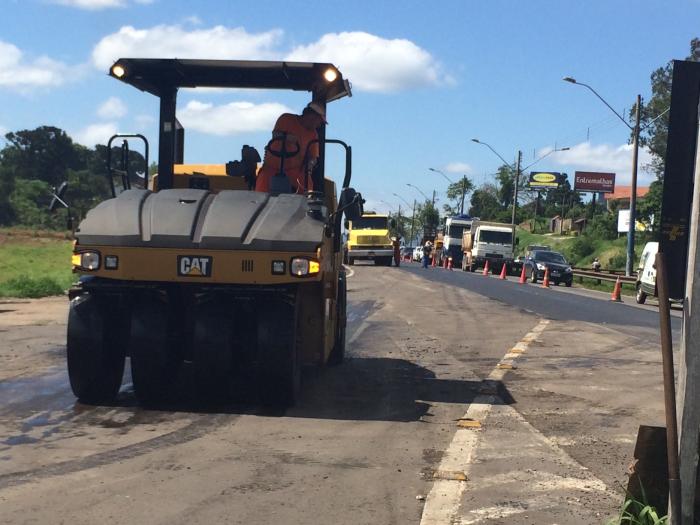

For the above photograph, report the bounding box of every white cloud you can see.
[444,162,473,174]
[134,114,155,129]
[92,25,283,69]
[178,100,291,136]
[97,96,127,119]
[91,25,448,93]
[50,0,152,9]
[286,32,449,92]
[73,122,118,147]
[183,15,203,26]
[548,142,655,186]
[0,40,70,91]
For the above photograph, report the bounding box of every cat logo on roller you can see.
[177,255,213,277]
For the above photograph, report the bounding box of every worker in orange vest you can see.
[255,102,326,194]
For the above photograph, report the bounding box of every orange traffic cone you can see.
[519,265,527,284]
[443,257,448,269]
[448,257,453,271]
[610,276,623,302]
[542,267,550,288]
[499,264,507,280]
[482,260,490,276]
[431,255,436,267]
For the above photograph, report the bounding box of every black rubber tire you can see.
[129,296,180,405]
[328,275,347,366]
[258,296,300,407]
[636,283,647,305]
[530,268,538,283]
[67,294,125,404]
[565,280,572,288]
[193,301,234,402]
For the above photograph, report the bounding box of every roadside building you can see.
[603,185,650,211]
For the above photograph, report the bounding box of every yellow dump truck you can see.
[345,212,395,266]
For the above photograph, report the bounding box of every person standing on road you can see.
[592,257,601,272]
[422,240,433,268]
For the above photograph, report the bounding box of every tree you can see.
[442,176,474,216]
[495,165,514,208]
[633,38,700,227]
[468,184,501,220]
[415,200,440,239]
[9,178,61,228]
[1,126,85,187]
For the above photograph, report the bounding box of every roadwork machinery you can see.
[66,58,362,407]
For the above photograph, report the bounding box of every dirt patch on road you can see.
[0,296,67,381]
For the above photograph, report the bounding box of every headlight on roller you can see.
[72,250,101,271]
[290,257,320,277]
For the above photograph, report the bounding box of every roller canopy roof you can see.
[109,58,352,101]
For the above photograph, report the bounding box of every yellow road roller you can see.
[66,58,362,407]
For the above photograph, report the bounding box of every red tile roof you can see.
[605,185,650,200]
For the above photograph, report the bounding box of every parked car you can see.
[635,241,658,304]
[401,246,414,259]
[523,250,573,286]
[513,244,551,275]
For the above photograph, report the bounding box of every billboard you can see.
[618,209,647,233]
[528,172,562,189]
[574,171,615,193]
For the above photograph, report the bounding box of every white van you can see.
[635,242,658,304]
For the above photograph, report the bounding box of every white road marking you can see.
[343,264,355,278]
[419,320,551,525]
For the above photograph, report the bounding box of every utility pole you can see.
[626,94,642,277]
[460,176,467,215]
[411,200,416,246]
[511,150,522,246]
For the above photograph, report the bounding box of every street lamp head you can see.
[470,138,481,143]
[562,76,577,84]
[560,147,570,151]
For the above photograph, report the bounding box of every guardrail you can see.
[572,268,636,284]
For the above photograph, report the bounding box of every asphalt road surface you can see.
[0,264,672,524]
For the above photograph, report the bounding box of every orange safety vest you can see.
[255,113,318,193]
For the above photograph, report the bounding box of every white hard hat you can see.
[306,102,327,124]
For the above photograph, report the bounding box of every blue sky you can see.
[1,0,697,213]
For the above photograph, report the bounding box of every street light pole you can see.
[406,183,430,202]
[563,76,640,276]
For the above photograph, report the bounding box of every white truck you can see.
[461,220,517,273]
[635,241,658,304]
[442,214,474,267]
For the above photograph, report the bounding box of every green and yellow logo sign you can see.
[528,172,562,189]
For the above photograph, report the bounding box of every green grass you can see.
[516,228,646,270]
[516,228,645,296]
[0,233,74,298]
[607,493,668,525]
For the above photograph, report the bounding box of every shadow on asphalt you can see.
[0,357,515,429]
